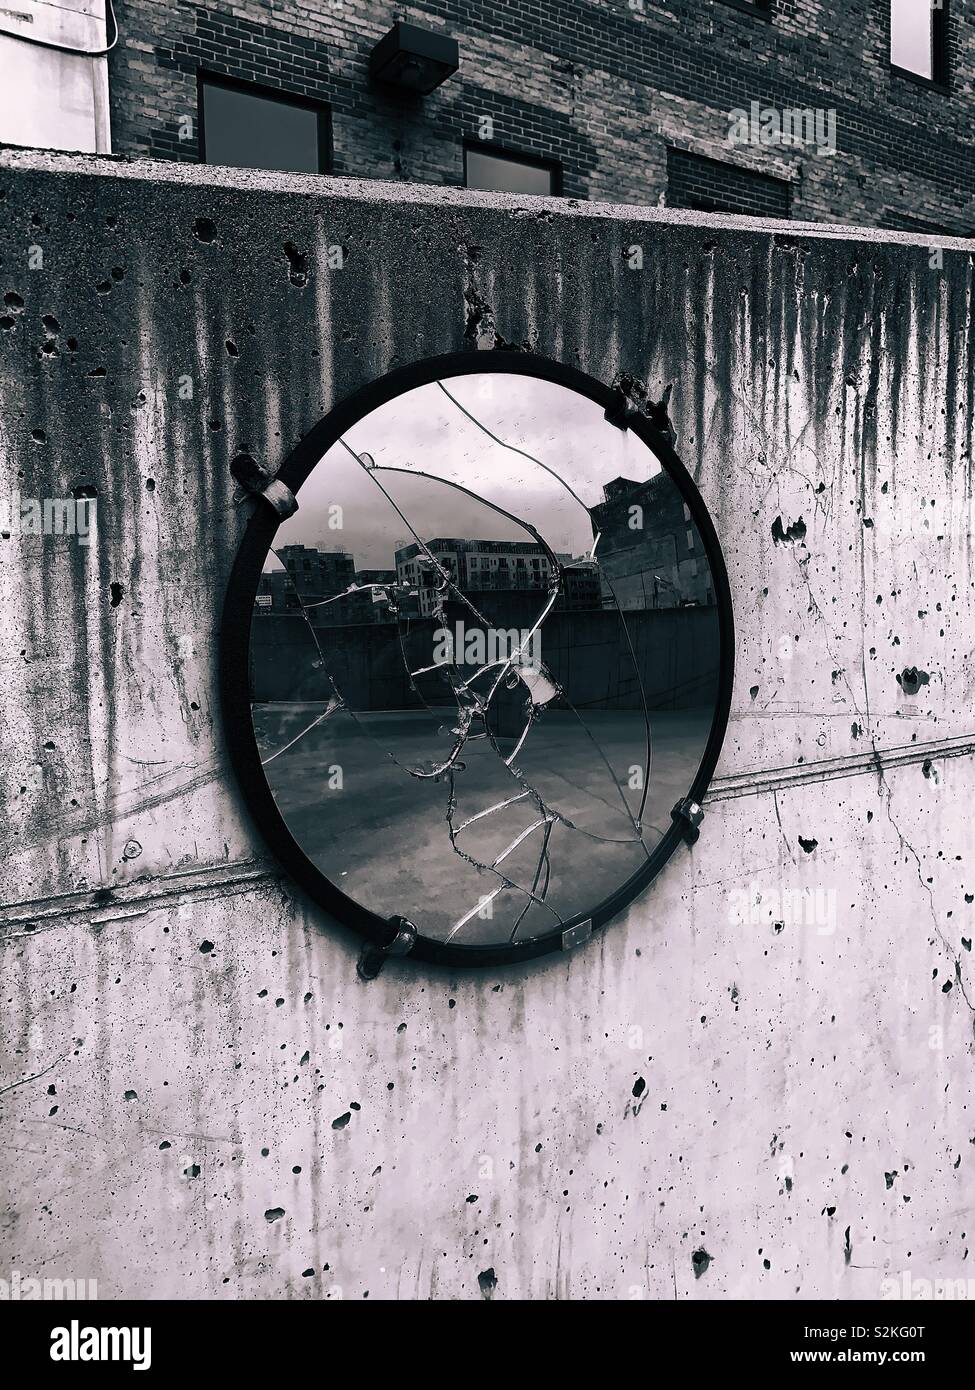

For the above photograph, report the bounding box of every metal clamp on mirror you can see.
[230,451,299,519]
[357,916,418,981]
[603,389,640,432]
[561,918,593,951]
[671,797,705,845]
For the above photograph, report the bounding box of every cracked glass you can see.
[247,371,722,948]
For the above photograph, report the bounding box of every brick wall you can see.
[666,147,791,218]
[105,0,975,231]
[151,13,332,164]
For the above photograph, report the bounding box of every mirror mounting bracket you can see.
[356,916,418,981]
[671,797,705,846]
[561,918,593,951]
[603,391,640,432]
[230,451,299,519]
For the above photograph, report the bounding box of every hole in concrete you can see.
[284,242,308,287]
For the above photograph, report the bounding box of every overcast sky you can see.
[890,0,934,78]
[268,373,662,572]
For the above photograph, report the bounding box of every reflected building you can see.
[556,559,602,611]
[396,538,554,617]
[590,476,715,610]
[255,544,355,612]
[326,569,404,626]
[252,509,718,717]
[255,552,408,626]
[394,538,604,617]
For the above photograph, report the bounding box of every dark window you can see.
[718,0,773,16]
[880,211,957,235]
[666,148,791,219]
[199,74,331,175]
[890,0,948,85]
[464,143,561,195]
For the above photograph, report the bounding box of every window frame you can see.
[463,140,563,196]
[197,70,333,175]
[889,0,949,91]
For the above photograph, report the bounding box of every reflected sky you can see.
[273,375,660,569]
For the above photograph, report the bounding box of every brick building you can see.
[256,543,354,610]
[255,545,420,625]
[590,474,715,609]
[395,537,603,616]
[396,537,554,615]
[2,1,973,233]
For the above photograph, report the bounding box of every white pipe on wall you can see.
[0,0,112,154]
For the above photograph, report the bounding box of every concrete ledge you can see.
[4,146,975,247]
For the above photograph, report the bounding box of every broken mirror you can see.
[244,366,728,956]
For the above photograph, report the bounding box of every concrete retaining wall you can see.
[1,151,973,1300]
[250,607,720,711]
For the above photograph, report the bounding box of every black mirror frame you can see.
[220,351,736,968]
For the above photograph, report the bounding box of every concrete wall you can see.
[250,608,720,711]
[1,152,973,1301]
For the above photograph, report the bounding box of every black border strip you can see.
[219,352,736,968]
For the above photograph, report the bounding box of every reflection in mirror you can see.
[249,373,721,947]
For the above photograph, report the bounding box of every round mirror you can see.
[222,356,733,966]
